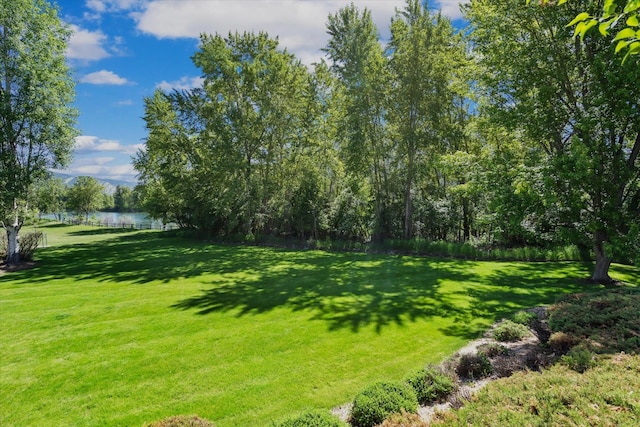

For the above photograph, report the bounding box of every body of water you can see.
[43,212,175,230]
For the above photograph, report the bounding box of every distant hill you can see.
[53,173,136,195]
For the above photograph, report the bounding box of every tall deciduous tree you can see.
[0,0,77,264]
[66,176,105,220]
[325,4,392,241]
[388,0,467,239]
[465,0,640,282]
[136,31,317,236]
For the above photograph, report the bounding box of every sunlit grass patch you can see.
[1,224,638,426]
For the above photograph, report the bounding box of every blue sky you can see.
[55,0,469,183]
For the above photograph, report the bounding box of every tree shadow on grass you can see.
[1,230,614,336]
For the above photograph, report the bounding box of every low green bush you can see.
[350,382,418,427]
[511,310,538,326]
[492,320,529,342]
[405,365,457,404]
[455,353,493,379]
[19,231,43,261]
[560,345,597,373]
[0,231,43,262]
[477,343,510,358]
[145,415,215,427]
[272,410,348,427]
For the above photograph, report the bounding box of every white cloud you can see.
[156,76,204,91]
[435,0,469,21]
[135,0,405,64]
[67,25,110,61]
[80,70,131,85]
[74,136,143,154]
[64,163,138,181]
[116,99,134,106]
[86,0,144,13]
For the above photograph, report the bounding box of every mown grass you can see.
[1,224,638,426]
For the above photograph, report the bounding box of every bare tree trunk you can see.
[5,226,20,265]
[592,230,612,284]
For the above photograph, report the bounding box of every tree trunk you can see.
[592,230,612,284]
[5,226,20,265]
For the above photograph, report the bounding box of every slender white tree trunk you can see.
[6,225,20,265]
[5,199,22,265]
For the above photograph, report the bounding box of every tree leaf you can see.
[627,15,640,27]
[624,1,640,14]
[613,28,636,41]
[615,40,629,53]
[580,20,598,41]
[567,12,591,27]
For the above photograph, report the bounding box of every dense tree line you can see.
[32,176,141,218]
[134,0,639,282]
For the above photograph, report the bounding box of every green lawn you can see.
[1,224,637,426]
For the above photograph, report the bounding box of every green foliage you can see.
[534,0,640,62]
[66,176,106,219]
[511,310,538,326]
[0,0,77,263]
[404,365,457,404]
[272,410,348,427]
[492,320,530,342]
[0,230,42,262]
[145,415,216,427]
[17,231,42,261]
[465,0,640,282]
[350,382,418,427]
[454,353,493,380]
[431,354,640,426]
[477,343,510,358]
[560,345,597,373]
[548,288,640,353]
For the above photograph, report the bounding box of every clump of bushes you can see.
[0,231,43,262]
[455,353,493,380]
[272,410,348,427]
[492,320,530,342]
[549,289,640,353]
[404,365,457,404]
[350,381,418,427]
[145,415,215,427]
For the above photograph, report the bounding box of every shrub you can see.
[145,415,215,427]
[0,231,43,262]
[272,410,347,427]
[405,365,457,404]
[350,381,418,427]
[19,231,43,261]
[455,353,493,379]
[511,310,538,326]
[548,331,580,355]
[549,289,640,353]
[378,410,428,427]
[477,343,510,358]
[560,345,597,373]
[492,320,529,342]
